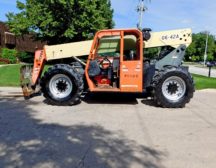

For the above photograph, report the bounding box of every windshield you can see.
[96,35,138,58]
[97,35,120,57]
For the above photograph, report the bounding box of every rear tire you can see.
[40,64,84,105]
[153,67,194,108]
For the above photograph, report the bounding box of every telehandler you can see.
[20,28,194,108]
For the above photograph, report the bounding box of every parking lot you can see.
[189,65,216,78]
[0,87,216,168]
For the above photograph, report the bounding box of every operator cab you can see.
[86,29,143,92]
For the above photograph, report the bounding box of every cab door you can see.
[120,31,143,92]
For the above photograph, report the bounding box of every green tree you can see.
[7,0,114,44]
[144,47,159,59]
[185,32,216,62]
[185,34,196,61]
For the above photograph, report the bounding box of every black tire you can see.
[40,64,84,106]
[153,67,194,108]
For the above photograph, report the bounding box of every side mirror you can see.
[142,28,152,41]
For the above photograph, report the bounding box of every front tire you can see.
[41,64,84,105]
[153,68,194,108]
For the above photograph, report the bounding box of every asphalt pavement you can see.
[188,65,216,78]
[0,87,216,168]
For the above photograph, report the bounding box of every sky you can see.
[0,0,215,35]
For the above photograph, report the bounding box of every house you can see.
[0,21,46,53]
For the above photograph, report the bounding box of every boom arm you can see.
[43,28,192,61]
[144,28,192,48]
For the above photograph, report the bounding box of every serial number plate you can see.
[161,34,180,40]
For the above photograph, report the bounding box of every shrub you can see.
[207,54,214,61]
[0,62,6,65]
[0,48,17,64]
[17,51,34,63]
[192,56,200,62]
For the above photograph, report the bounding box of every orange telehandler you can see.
[20,28,194,108]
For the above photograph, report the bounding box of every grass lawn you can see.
[0,64,216,90]
[0,64,22,87]
[192,74,216,90]
[0,64,50,87]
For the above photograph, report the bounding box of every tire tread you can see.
[40,64,84,106]
[152,67,194,108]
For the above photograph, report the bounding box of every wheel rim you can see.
[162,76,186,102]
[49,74,73,99]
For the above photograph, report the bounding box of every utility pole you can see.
[137,0,147,30]
[204,31,209,65]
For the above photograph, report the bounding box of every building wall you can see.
[0,22,46,53]
[0,22,7,50]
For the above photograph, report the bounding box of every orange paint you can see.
[32,50,46,85]
[85,29,144,93]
